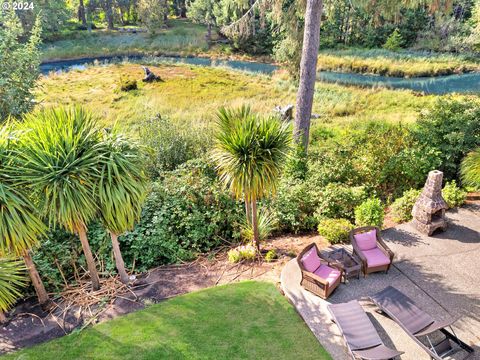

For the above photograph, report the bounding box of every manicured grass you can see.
[3,282,331,360]
[317,48,480,77]
[40,19,209,61]
[36,62,436,132]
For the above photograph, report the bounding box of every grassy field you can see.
[36,62,435,134]
[41,19,210,61]
[318,48,480,77]
[3,282,331,360]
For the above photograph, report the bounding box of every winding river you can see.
[40,55,480,95]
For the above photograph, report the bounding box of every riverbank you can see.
[40,19,272,64]
[317,48,480,77]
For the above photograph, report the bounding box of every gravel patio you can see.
[281,205,480,360]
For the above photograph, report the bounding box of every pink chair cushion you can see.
[314,264,341,285]
[363,248,391,267]
[354,229,377,251]
[301,247,321,273]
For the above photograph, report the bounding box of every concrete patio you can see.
[281,205,480,359]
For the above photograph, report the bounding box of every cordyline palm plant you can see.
[461,148,480,189]
[97,130,147,284]
[211,106,291,250]
[17,107,105,291]
[0,125,50,307]
[0,258,26,322]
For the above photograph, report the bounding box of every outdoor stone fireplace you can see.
[412,170,448,236]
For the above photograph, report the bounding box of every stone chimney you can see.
[412,170,448,236]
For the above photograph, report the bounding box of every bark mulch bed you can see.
[0,233,328,355]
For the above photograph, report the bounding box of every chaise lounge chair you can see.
[370,286,474,359]
[328,300,404,360]
[297,243,343,299]
[350,227,394,277]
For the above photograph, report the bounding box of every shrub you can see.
[389,189,421,223]
[317,218,354,244]
[414,97,480,181]
[120,159,243,270]
[355,198,385,228]
[120,78,138,92]
[228,244,257,263]
[272,178,319,233]
[383,29,405,51]
[442,180,467,208]
[314,183,367,222]
[265,249,278,262]
[241,209,277,243]
[140,114,212,177]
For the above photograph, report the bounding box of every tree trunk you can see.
[23,249,51,308]
[0,311,6,323]
[105,0,115,30]
[245,200,251,225]
[77,224,101,291]
[293,0,323,151]
[78,0,87,26]
[109,232,130,284]
[251,199,260,251]
[180,0,187,18]
[207,23,212,42]
[86,3,93,32]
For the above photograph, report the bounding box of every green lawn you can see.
[40,19,210,61]
[4,282,331,360]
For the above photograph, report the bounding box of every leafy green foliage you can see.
[354,198,385,228]
[0,8,41,120]
[138,0,168,34]
[241,209,277,242]
[212,106,291,201]
[314,184,367,222]
[414,97,480,181]
[227,244,256,263]
[461,148,480,189]
[383,29,405,51]
[17,107,104,233]
[0,126,46,256]
[271,178,318,233]
[317,218,354,244]
[0,258,26,313]
[265,249,278,262]
[120,159,243,269]
[442,180,467,208]
[97,130,148,235]
[140,114,212,177]
[389,189,421,223]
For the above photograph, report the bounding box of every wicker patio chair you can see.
[297,243,343,299]
[350,226,394,277]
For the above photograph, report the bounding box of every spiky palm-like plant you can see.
[0,126,49,306]
[17,107,105,290]
[211,106,291,250]
[97,130,147,284]
[461,148,480,188]
[0,258,26,322]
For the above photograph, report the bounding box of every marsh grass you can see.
[318,48,480,77]
[41,19,209,61]
[36,62,437,135]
